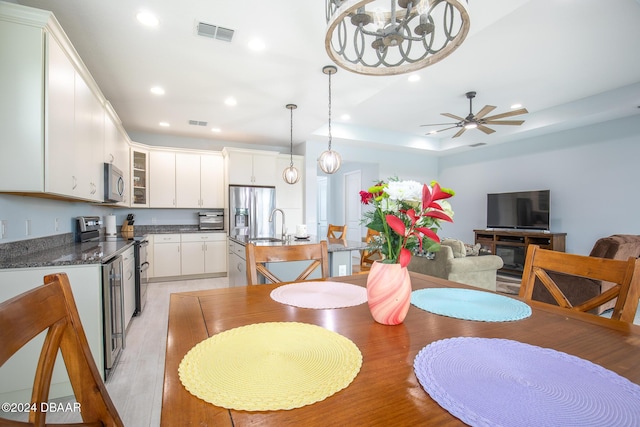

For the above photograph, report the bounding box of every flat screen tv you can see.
[486,190,550,230]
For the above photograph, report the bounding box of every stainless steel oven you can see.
[199,209,224,230]
[102,254,125,379]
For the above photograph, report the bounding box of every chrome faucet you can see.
[269,208,286,240]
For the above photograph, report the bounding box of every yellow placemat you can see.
[178,322,363,411]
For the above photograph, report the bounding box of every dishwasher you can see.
[103,254,125,380]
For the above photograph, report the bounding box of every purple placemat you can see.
[414,337,640,427]
[411,288,531,322]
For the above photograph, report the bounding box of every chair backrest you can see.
[327,224,347,239]
[246,241,330,285]
[360,229,381,273]
[519,245,640,323]
[0,273,123,426]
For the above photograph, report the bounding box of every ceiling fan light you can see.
[318,150,342,174]
[465,122,478,129]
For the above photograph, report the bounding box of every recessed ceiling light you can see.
[248,38,266,51]
[150,86,165,95]
[408,74,420,82]
[511,103,523,109]
[341,114,351,120]
[159,122,170,127]
[136,11,159,27]
[224,97,237,106]
[211,128,221,133]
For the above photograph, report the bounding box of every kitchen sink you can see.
[248,237,283,243]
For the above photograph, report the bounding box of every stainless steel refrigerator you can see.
[229,185,276,239]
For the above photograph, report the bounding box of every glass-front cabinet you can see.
[131,146,149,207]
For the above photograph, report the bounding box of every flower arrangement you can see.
[359,178,454,268]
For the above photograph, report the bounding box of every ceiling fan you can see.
[421,91,528,138]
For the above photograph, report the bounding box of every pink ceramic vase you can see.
[366,261,412,325]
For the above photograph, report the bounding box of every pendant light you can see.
[318,65,342,174]
[282,103,300,184]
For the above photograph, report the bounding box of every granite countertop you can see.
[133,225,226,235]
[229,236,367,252]
[0,238,135,269]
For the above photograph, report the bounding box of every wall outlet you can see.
[338,264,347,276]
[151,217,157,224]
[25,219,31,236]
[0,220,6,239]
[55,218,60,232]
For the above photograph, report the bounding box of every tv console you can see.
[474,229,566,277]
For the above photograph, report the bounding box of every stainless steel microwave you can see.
[104,163,125,203]
[199,210,224,230]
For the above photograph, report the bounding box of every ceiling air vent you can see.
[189,120,208,127]
[197,22,234,42]
[469,143,487,148]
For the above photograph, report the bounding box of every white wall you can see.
[438,115,640,255]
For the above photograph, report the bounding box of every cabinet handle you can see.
[72,176,77,190]
[110,154,115,163]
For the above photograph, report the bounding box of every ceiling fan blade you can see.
[441,112,465,121]
[419,122,458,127]
[484,120,525,126]
[452,127,467,138]
[477,124,496,135]
[425,125,460,135]
[483,108,529,121]
[474,105,496,119]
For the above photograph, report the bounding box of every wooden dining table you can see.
[161,272,640,426]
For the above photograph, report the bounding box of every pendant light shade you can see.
[283,104,300,184]
[318,65,341,174]
[318,150,342,175]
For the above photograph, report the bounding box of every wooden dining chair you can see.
[0,273,124,427]
[327,224,347,239]
[359,229,381,273]
[519,245,640,323]
[246,241,329,285]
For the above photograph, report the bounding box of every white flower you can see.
[384,180,422,202]
[440,200,454,219]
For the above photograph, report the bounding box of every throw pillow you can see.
[465,243,481,256]
[442,238,466,258]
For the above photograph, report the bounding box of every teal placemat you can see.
[411,288,531,322]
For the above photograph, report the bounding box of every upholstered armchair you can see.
[407,239,504,291]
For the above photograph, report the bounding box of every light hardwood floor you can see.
[5,276,229,426]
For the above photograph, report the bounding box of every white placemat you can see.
[270,281,367,309]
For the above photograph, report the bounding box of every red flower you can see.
[359,190,374,205]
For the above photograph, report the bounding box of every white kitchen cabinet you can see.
[149,150,176,208]
[199,154,224,208]
[131,146,149,207]
[103,104,130,206]
[181,233,227,275]
[275,154,305,234]
[224,148,278,186]
[228,239,247,287]
[175,153,201,208]
[122,246,136,328]
[73,71,104,201]
[152,234,181,277]
[0,264,103,402]
[0,4,108,202]
[176,153,224,208]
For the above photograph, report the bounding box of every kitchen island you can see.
[228,236,367,286]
